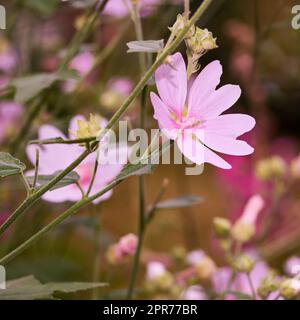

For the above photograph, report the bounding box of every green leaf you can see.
[0,275,107,300]
[155,195,203,209]
[10,72,78,104]
[0,152,26,178]
[26,171,80,191]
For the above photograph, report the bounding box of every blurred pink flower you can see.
[212,262,271,299]
[0,101,23,144]
[26,115,128,203]
[150,52,255,169]
[146,261,167,280]
[183,285,208,300]
[102,0,165,18]
[186,249,205,266]
[118,233,138,255]
[239,194,265,226]
[284,256,300,277]
[107,233,137,264]
[63,51,94,92]
[107,77,133,96]
[69,51,94,77]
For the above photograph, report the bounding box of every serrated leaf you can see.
[155,195,203,209]
[26,171,80,191]
[127,40,164,53]
[0,152,26,178]
[0,275,107,300]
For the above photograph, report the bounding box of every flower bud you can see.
[71,114,102,140]
[280,278,300,299]
[255,156,287,181]
[232,194,264,243]
[213,217,232,238]
[232,221,255,243]
[186,28,218,55]
[232,254,255,273]
[118,233,138,255]
[257,272,279,299]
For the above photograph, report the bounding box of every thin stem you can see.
[131,3,147,74]
[92,207,102,300]
[20,172,31,198]
[247,272,257,300]
[0,148,91,237]
[0,141,171,264]
[10,0,110,154]
[32,147,40,191]
[0,179,120,265]
[0,0,213,241]
[184,0,190,18]
[86,152,99,196]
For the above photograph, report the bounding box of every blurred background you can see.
[1,0,300,299]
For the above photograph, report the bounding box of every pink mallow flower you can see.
[63,51,94,92]
[102,0,164,18]
[150,52,255,169]
[106,233,138,264]
[183,285,208,300]
[212,261,276,300]
[0,101,23,144]
[26,115,128,203]
[284,256,300,277]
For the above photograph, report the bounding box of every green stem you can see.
[0,179,120,265]
[86,152,99,196]
[10,0,110,154]
[247,272,257,300]
[0,148,91,237]
[92,208,102,300]
[0,0,213,243]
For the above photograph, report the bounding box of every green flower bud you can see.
[213,217,232,238]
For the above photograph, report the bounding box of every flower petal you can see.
[176,132,205,165]
[188,60,222,116]
[155,52,187,115]
[176,133,232,169]
[150,92,177,130]
[203,114,256,138]
[200,84,242,120]
[42,185,82,203]
[202,133,254,156]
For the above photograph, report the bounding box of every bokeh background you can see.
[1,0,300,299]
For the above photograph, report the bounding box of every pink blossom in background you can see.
[69,51,94,77]
[63,51,94,92]
[146,261,168,280]
[118,233,138,255]
[106,233,138,264]
[26,115,129,203]
[183,285,208,300]
[212,261,277,300]
[238,194,265,226]
[0,101,23,144]
[102,0,169,18]
[150,52,255,169]
[284,256,300,277]
[186,249,205,266]
[107,77,133,96]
